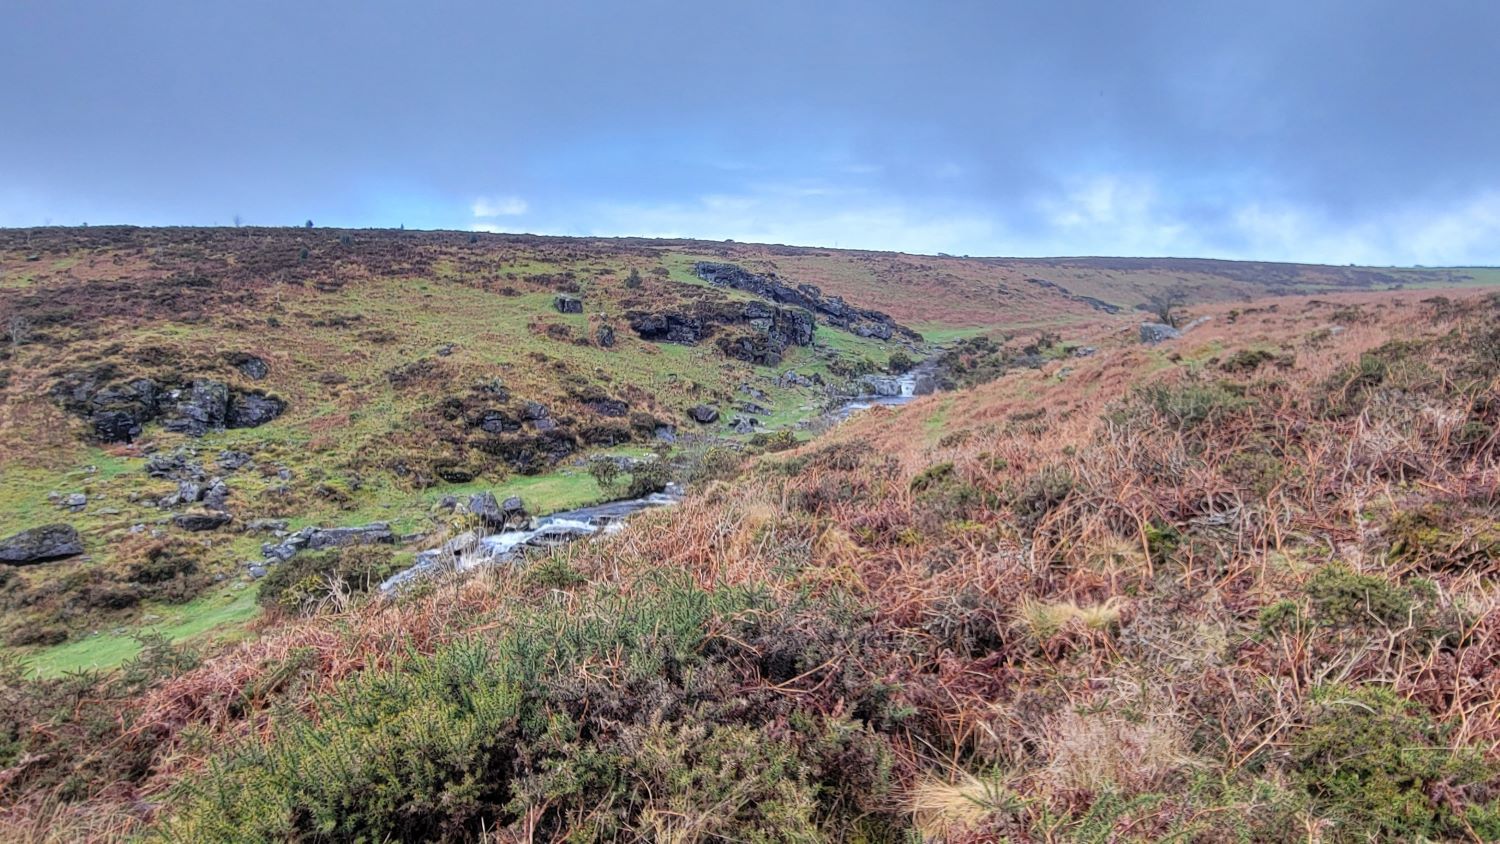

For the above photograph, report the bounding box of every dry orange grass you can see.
[5,286,1498,840]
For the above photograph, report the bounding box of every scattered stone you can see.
[435,495,459,512]
[63,493,87,511]
[778,370,815,388]
[174,511,231,531]
[303,523,395,550]
[586,398,630,417]
[466,493,529,531]
[653,425,677,442]
[553,294,584,314]
[229,354,270,380]
[729,416,759,434]
[203,480,230,511]
[1139,323,1182,344]
[521,401,551,421]
[146,449,201,480]
[436,343,456,357]
[688,404,720,424]
[244,518,289,534]
[248,564,268,579]
[861,375,903,397]
[595,324,616,347]
[177,480,205,504]
[1072,346,1098,358]
[216,450,252,471]
[0,524,84,564]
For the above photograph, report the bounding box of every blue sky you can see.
[4,1,1499,265]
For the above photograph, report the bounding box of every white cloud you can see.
[471,195,528,217]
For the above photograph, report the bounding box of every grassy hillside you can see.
[1,278,1496,841]
[6,228,1479,670]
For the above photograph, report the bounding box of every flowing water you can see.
[383,357,940,590]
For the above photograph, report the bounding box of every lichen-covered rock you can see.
[1140,323,1182,344]
[173,511,232,531]
[0,524,84,564]
[162,380,230,436]
[227,391,285,428]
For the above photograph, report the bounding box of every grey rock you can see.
[1072,346,1098,358]
[245,518,289,534]
[688,404,720,424]
[177,480,204,504]
[0,524,84,564]
[1139,323,1182,344]
[231,354,270,380]
[595,324,616,347]
[466,493,528,531]
[553,294,584,314]
[861,375,903,397]
[63,493,87,511]
[161,380,230,436]
[145,449,202,480]
[303,523,395,550]
[203,480,230,511]
[729,416,759,434]
[248,564,268,579]
[216,450,252,471]
[521,401,551,421]
[227,391,285,428]
[174,511,231,531]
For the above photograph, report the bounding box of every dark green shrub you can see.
[909,462,954,493]
[887,350,915,374]
[257,546,400,616]
[625,457,674,497]
[1010,464,1074,530]
[1292,685,1496,841]
[1304,564,1412,629]
[1131,380,1249,432]
[161,579,819,841]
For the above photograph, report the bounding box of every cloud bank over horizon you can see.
[4,1,1497,266]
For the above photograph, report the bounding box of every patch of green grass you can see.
[912,324,991,343]
[25,584,261,678]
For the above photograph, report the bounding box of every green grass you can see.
[912,324,992,343]
[26,584,262,678]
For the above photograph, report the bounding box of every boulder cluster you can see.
[51,365,285,443]
[693,261,922,342]
[627,299,814,366]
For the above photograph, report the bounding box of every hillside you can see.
[3,227,1481,673]
[1,228,1498,841]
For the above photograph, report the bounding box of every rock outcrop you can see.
[627,300,816,366]
[466,492,530,531]
[261,523,396,562]
[51,367,286,443]
[1139,323,1183,344]
[688,404,720,424]
[173,511,232,531]
[553,294,583,314]
[0,524,84,564]
[693,262,921,342]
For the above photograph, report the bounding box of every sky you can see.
[3,1,1498,265]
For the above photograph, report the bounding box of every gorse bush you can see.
[257,546,401,616]
[160,577,901,842]
[1292,685,1498,842]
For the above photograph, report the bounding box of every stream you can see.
[381,359,940,591]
